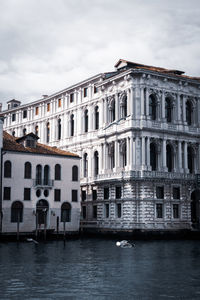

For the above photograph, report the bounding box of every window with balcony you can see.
[149,94,157,120]
[11,201,23,223]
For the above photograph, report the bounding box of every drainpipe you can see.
[0,116,4,234]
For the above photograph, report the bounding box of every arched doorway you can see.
[191,190,200,228]
[36,199,49,226]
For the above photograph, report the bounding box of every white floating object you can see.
[116,240,134,248]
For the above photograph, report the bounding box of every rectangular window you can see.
[173,204,179,219]
[82,190,86,202]
[24,188,31,201]
[47,103,50,112]
[105,204,109,218]
[116,186,121,199]
[93,205,97,219]
[117,203,122,218]
[156,203,163,218]
[58,98,61,107]
[84,87,88,97]
[173,187,180,199]
[92,190,97,201]
[54,189,61,202]
[35,106,39,115]
[156,186,164,199]
[72,189,78,202]
[82,206,86,219]
[3,187,11,200]
[70,93,74,103]
[23,110,27,119]
[12,113,16,122]
[104,187,109,200]
[94,86,97,93]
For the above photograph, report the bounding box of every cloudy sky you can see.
[0,0,200,108]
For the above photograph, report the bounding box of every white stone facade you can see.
[1,134,80,234]
[2,59,200,232]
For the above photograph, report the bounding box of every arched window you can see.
[84,109,88,132]
[23,128,27,136]
[36,164,42,185]
[72,165,78,181]
[4,160,12,178]
[70,114,74,136]
[110,100,115,122]
[149,95,157,121]
[165,98,173,123]
[188,146,194,174]
[61,202,71,222]
[119,140,126,168]
[55,164,61,180]
[44,165,50,185]
[150,143,157,171]
[186,101,192,126]
[94,151,99,176]
[12,131,15,137]
[11,201,23,223]
[120,94,127,118]
[83,153,88,177]
[108,142,115,169]
[58,118,61,140]
[46,122,50,143]
[167,144,173,172]
[24,162,32,179]
[35,125,39,136]
[95,106,99,130]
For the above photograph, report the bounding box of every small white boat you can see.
[116,240,135,248]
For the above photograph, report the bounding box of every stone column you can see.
[162,90,165,120]
[141,86,145,119]
[162,139,167,170]
[114,140,118,170]
[184,141,188,172]
[178,140,183,172]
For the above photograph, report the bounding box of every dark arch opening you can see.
[36,199,49,225]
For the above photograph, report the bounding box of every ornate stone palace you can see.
[2,59,200,233]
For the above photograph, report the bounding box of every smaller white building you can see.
[0,127,80,235]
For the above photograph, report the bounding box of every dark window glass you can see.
[156,203,163,218]
[58,119,61,140]
[82,206,86,219]
[150,143,157,171]
[72,165,78,181]
[72,190,78,202]
[36,189,41,197]
[167,145,173,172]
[188,147,194,174]
[24,188,31,201]
[44,190,49,197]
[70,93,74,103]
[117,203,122,218]
[24,162,32,179]
[83,153,88,177]
[105,204,109,218]
[92,190,97,201]
[4,161,12,178]
[149,95,157,120]
[70,114,74,136]
[94,86,97,93]
[46,122,50,143]
[156,186,164,199]
[95,106,99,130]
[165,98,172,123]
[82,190,86,202]
[116,186,121,199]
[55,164,61,180]
[104,187,109,200]
[94,151,99,176]
[23,110,27,118]
[12,113,16,122]
[11,201,23,223]
[186,101,192,126]
[173,187,180,200]
[85,110,88,132]
[61,202,71,222]
[84,88,88,97]
[12,131,15,137]
[23,128,26,136]
[54,189,61,202]
[93,205,97,219]
[173,204,179,219]
[35,126,39,136]
[3,187,11,200]
[44,165,49,185]
[36,165,42,185]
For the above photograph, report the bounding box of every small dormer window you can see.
[26,138,36,148]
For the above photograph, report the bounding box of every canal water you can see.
[0,238,200,299]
